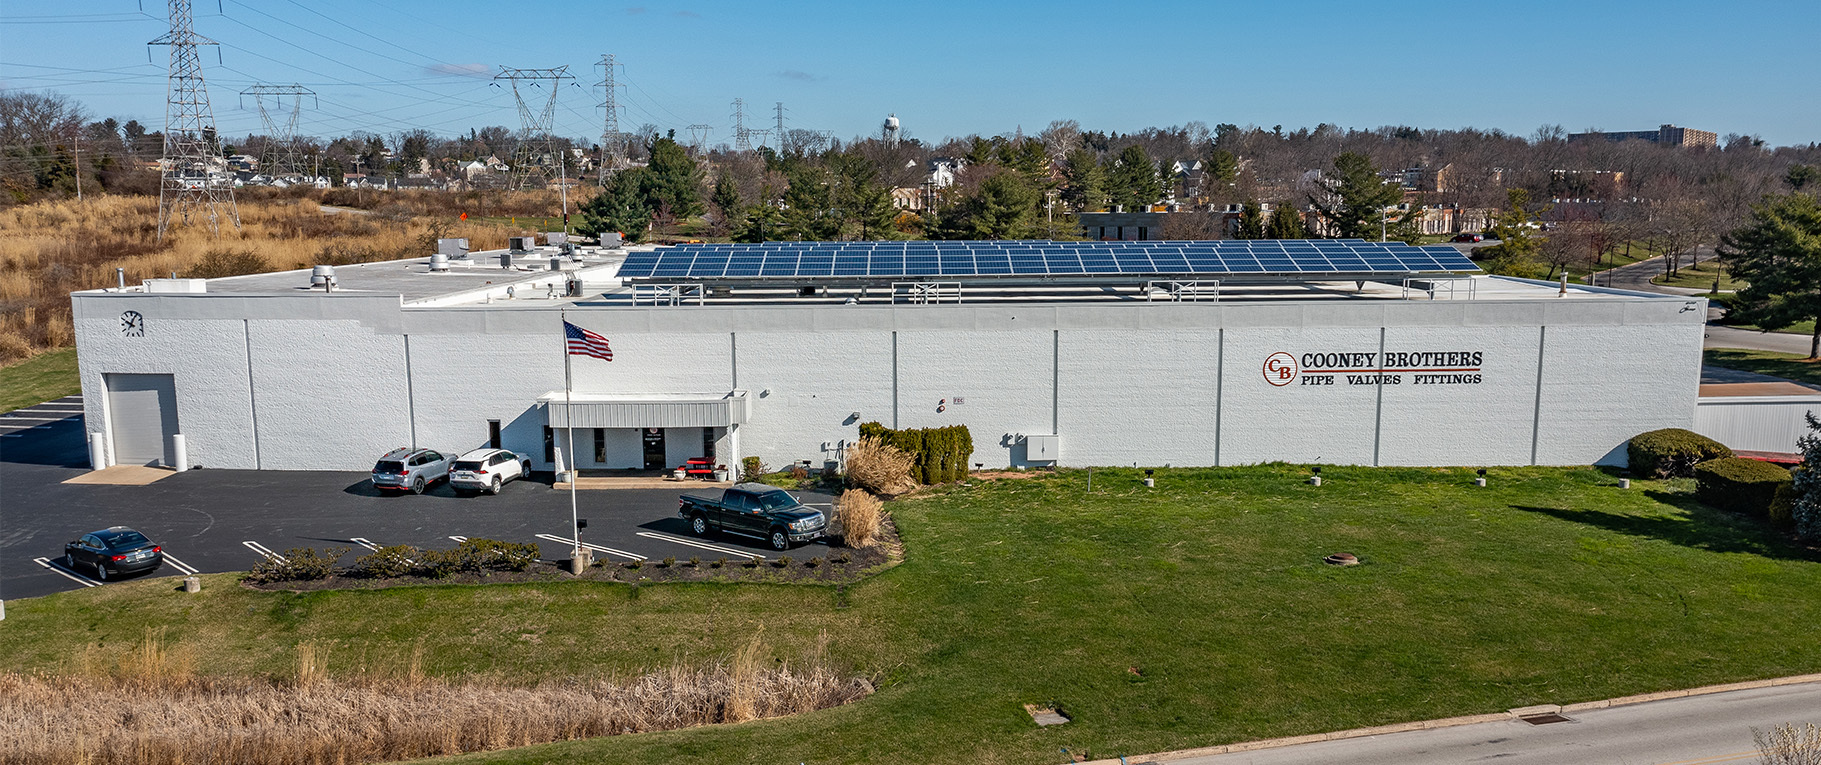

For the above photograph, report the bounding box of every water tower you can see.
[882,113,901,146]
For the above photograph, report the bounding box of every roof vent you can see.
[429,252,450,272]
[310,265,337,289]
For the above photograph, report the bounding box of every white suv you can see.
[450,448,533,495]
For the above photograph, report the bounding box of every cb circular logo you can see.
[1263,352,1298,386]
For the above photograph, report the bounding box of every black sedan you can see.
[63,526,164,581]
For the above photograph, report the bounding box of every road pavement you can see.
[1154,681,1821,765]
[1598,247,1716,295]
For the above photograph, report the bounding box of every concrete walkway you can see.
[1087,676,1821,765]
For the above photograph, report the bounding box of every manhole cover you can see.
[1519,713,1574,725]
[1323,553,1359,566]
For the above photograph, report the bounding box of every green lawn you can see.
[4,466,1819,765]
[1706,348,1821,384]
[0,347,78,412]
[1653,261,1743,291]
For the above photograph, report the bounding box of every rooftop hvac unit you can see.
[436,238,469,257]
[144,278,207,294]
[544,231,568,245]
[499,252,514,270]
[599,232,624,248]
[508,236,535,253]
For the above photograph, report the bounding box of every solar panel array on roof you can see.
[615,240,1479,280]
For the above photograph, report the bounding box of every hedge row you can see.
[1693,457,1793,519]
[1629,428,1733,478]
[244,538,540,583]
[858,422,974,484]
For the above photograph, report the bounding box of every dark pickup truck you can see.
[678,483,827,551]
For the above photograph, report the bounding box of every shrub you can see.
[712,556,727,569]
[246,547,345,583]
[1771,480,1795,526]
[661,556,676,568]
[455,538,539,572]
[806,557,824,568]
[1694,457,1793,517]
[1797,415,1821,541]
[838,488,883,548]
[353,546,419,578]
[774,555,792,568]
[183,248,270,279]
[688,555,701,567]
[740,456,767,482]
[788,464,809,481]
[623,559,643,570]
[843,436,918,496]
[858,423,973,484]
[745,556,762,569]
[1629,428,1734,478]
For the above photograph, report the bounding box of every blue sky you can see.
[3,0,1818,147]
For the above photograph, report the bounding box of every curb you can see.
[1075,672,1821,765]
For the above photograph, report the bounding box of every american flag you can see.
[564,321,614,361]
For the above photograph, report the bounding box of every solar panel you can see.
[618,240,1481,280]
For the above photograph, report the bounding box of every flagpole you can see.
[564,311,579,555]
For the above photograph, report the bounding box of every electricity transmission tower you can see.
[731,98,755,152]
[595,54,624,184]
[684,124,713,152]
[773,101,789,154]
[494,66,573,191]
[239,84,316,179]
[149,0,238,241]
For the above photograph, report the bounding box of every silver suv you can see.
[449,448,533,495]
[371,447,454,494]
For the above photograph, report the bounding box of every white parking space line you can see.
[448,536,468,542]
[635,531,768,559]
[350,537,382,552]
[242,540,286,562]
[163,554,199,576]
[0,415,71,422]
[33,557,99,587]
[533,533,647,561]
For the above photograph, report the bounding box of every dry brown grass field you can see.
[0,629,865,765]
[0,192,554,365]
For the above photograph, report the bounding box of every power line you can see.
[149,0,239,240]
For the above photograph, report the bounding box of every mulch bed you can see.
[246,517,902,592]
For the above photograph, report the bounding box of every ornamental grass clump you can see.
[842,436,918,496]
[838,489,884,548]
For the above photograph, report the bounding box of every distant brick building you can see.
[1568,124,1718,149]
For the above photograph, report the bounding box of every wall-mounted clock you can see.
[121,310,145,337]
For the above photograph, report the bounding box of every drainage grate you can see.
[1519,712,1575,725]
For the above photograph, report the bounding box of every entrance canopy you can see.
[538,391,751,429]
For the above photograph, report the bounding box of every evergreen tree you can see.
[1477,188,1549,276]
[1236,200,1266,239]
[733,185,782,243]
[1205,149,1239,186]
[644,136,704,219]
[1106,144,1160,210]
[1718,193,1821,357]
[1266,202,1306,239]
[710,173,742,223]
[934,170,1041,240]
[1157,159,1178,201]
[780,164,839,240]
[1307,152,1403,240]
[1060,148,1104,211]
[575,167,653,242]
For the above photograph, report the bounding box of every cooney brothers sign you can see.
[1264,351,1483,387]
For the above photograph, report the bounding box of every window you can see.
[543,427,554,463]
[702,428,716,462]
[594,428,606,464]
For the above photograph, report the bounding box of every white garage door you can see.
[105,373,178,466]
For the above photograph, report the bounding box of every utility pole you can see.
[494,66,574,192]
[149,0,239,241]
[73,131,81,202]
[731,98,752,152]
[595,54,623,185]
[240,84,316,179]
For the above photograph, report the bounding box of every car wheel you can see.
[770,530,789,551]
[521,462,531,480]
[94,563,107,581]
[412,476,426,495]
[691,515,708,536]
[489,476,503,495]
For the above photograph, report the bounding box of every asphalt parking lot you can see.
[0,404,833,601]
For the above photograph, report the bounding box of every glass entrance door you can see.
[642,428,666,470]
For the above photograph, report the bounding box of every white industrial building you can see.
[70,239,1713,474]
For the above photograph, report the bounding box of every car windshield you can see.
[374,460,404,473]
[100,530,149,549]
[756,492,798,511]
[454,461,484,471]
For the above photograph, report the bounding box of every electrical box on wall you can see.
[1025,434,1059,462]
